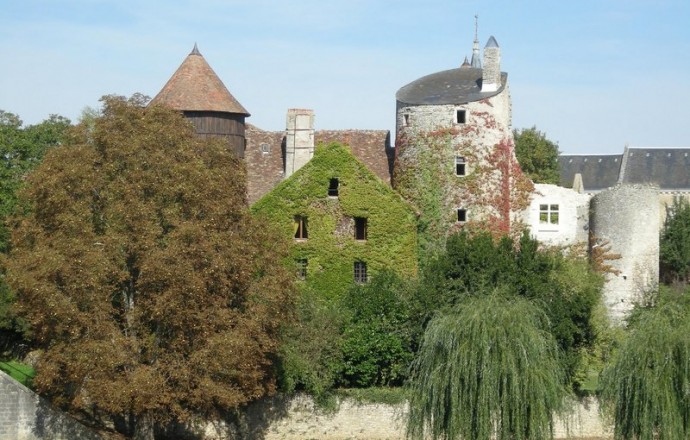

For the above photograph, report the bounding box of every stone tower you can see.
[394,31,527,244]
[150,44,250,157]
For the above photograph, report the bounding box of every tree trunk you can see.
[133,413,155,440]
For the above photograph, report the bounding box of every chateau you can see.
[149,34,683,322]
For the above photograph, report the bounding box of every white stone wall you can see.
[284,109,315,178]
[591,184,660,322]
[525,184,591,247]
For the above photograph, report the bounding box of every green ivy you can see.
[252,142,418,299]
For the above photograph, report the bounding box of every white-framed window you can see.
[456,208,467,223]
[455,156,466,176]
[354,261,368,283]
[260,143,271,153]
[539,204,559,225]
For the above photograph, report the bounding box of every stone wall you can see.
[0,370,102,440]
[525,184,591,247]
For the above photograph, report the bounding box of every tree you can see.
[600,287,690,439]
[407,292,568,440]
[0,111,71,354]
[513,126,560,184]
[2,95,295,439]
[660,197,690,285]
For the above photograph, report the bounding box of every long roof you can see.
[396,68,507,105]
[150,45,250,115]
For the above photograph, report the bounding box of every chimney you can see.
[481,36,501,93]
[285,109,315,178]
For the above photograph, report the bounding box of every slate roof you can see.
[622,148,690,190]
[150,45,250,115]
[245,126,392,205]
[396,68,507,106]
[558,155,623,191]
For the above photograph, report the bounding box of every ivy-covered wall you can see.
[251,142,418,298]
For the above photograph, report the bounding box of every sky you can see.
[1,0,689,154]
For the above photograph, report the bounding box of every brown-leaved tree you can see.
[3,95,294,439]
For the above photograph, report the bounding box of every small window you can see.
[539,204,559,225]
[354,217,368,240]
[455,156,466,176]
[296,258,308,280]
[260,143,270,153]
[403,114,410,126]
[457,208,467,223]
[456,109,466,124]
[354,261,368,283]
[294,216,308,240]
[328,178,339,197]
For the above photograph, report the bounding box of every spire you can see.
[461,56,471,69]
[190,42,200,55]
[470,14,481,68]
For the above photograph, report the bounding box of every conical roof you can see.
[150,44,250,116]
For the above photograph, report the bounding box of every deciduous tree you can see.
[513,126,560,184]
[3,95,294,439]
[660,197,690,285]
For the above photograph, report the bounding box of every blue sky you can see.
[1,0,689,154]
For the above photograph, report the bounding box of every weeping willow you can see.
[600,291,690,440]
[406,292,568,440]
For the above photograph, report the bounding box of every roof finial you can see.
[470,15,481,68]
[190,43,201,56]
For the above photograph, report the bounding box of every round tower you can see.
[394,31,527,245]
[150,44,250,157]
[591,184,660,322]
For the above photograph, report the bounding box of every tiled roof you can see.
[558,155,623,191]
[396,68,507,105]
[150,45,249,115]
[622,148,690,190]
[245,126,392,205]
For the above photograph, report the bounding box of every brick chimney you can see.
[285,109,315,178]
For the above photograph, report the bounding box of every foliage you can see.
[277,286,345,399]
[600,287,690,440]
[660,196,690,285]
[339,271,418,387]
[422,231,604,390]
[406,292,568,440]
[2,95,295,438]
[0,359,35,387]
[252,142,418,299]
[513,126,561,184]
[0,110,71,355]
[335,386,408,406]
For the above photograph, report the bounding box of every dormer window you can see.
[456,110,467,124]
[294,216,308,240]
[328,178,339,197]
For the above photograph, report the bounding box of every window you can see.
[328,178,339,197]
[294,216,308,240]
[539,204,559,225]
[354,217,368,240]
[260,143,270,153]
[354,261,368,283]
[296,258,308,280]
[456,109,467,124]
[457,208,467,223]
[403,113,410,126]
[455,156,466,176]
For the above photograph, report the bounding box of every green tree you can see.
[0,111,71,354]
[2,95,294,439]
[407,292,568,440]
[600,287,690,440]
[660,197,690,285]
[513,126,560,184]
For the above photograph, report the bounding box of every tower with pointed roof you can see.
[150,44,250,157]
[394,26,529,243]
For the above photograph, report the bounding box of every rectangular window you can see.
[539,204,559,225]
[294,215,308,240]
[455,156,466,176]
[354,217,368,240]
[296,258,307,280]
[328,178,339,197]
[403,114,410,126]
[354,261,368,283]
[456,109,466,124]
[457,208,467,223]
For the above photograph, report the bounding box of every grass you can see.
[0,360,35,387]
